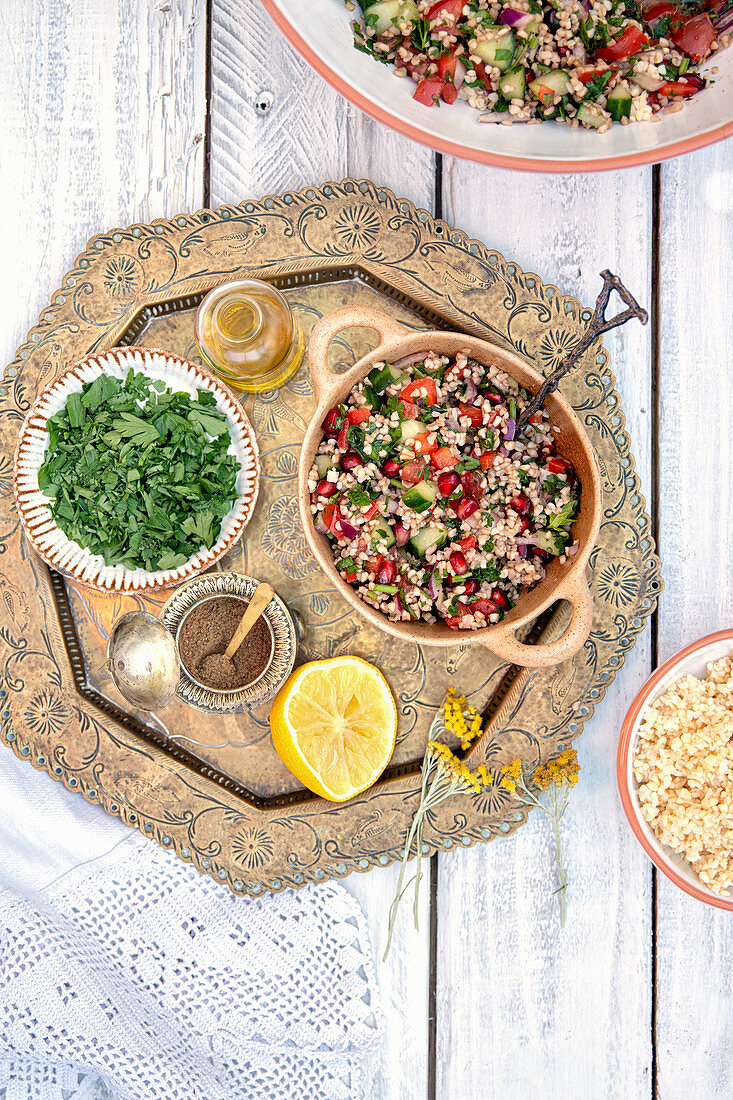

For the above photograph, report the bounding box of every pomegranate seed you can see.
[322,408,342,437]
[517,516,530,534]
[461,470,482,500]
[393,522,410,547]
[491,588,509,610]
[449,550,468,575]
[456,498,479,520]
[509,494,530,515]
[341,451,361,471]
[534,548,551,563]
[382,458,401,477]
[377,559,396,585]
[437,471,460,496]
[317,479,337,497]
[539,442,556,459]
[462,579,479,596]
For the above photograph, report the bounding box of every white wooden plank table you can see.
[2,2,732,1097]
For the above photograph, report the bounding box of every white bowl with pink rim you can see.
[617,628,733,910]
[263,0,733,173]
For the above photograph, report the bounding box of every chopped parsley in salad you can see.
[351,0,732,130]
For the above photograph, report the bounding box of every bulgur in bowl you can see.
[617,628,733,910]
[298,304,602,668]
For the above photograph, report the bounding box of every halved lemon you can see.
[270,656,398,802]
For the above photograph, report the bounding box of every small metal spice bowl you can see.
[160,572,297,714]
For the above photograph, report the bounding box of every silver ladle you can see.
[100,610,180,711]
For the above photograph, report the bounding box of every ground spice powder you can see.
[178,596,273,691]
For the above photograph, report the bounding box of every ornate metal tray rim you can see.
[0,179,662,896]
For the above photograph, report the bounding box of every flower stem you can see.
[550,783,568,928]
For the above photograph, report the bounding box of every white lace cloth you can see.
[0,756,383,1100]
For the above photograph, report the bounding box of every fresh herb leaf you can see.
[37,370,239,572]
[348,487,372,508]
[549,499,578,530]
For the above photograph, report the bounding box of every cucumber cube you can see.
[409,526,447,557]
[402,480,438,513]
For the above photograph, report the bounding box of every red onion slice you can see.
[505,417,516,441]
[340,518,360,540]
[498,8,534,28]
[454,58,467,91]
[315,517,328,535]
[464,378,478,402]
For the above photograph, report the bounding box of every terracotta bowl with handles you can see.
[298,305,602,668]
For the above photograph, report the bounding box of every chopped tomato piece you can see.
[576,64,617,84]
[659,78,700,96]
[400,458,428,485]
[457,535,476,551]
[362,501,380,521]
[437,53,459,103]
[671,13,715,61]
[431,446,458,469]
[438,53,457,80]
[458,401,483,427]
[427,0,465,23]
[547,456,569,474]
[644,1,680,31]
[365,554,384,576]
[445,601,470,628]
[344,571,357,583]
[337,426,348,451]
[480,451,497,470]
[413,431,438,455]
[399,399,420,419]
[413,78,446,107]
[399,377,438,405]
[322,500,342,536]
[347,407,371,426]
[644,1,678,20]
[596,25,649,61]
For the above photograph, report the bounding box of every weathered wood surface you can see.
[655,145,733,1100]
[0,0,206,371]
[4,0,733,1096]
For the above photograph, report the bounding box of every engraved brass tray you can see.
[0,180,661,895]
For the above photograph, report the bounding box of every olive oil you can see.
[195,279,303,392]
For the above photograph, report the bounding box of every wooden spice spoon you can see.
[224,582,275,660]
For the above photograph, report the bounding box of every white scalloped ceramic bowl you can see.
[13,346,260,593]
[264,0,733,172]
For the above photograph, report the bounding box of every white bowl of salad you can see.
[263,0,733,171]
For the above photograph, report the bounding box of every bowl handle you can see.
[308,305,411,404]
[483,571,593,668]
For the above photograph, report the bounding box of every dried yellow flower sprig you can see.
[498,748,580,927]
[384,690,488,960]
[441,686,485,751]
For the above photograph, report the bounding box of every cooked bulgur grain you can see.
[351,0,730,132]
[310,349,581,630]
[633,654,733,896]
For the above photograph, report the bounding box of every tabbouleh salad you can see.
[350,0,732,131]
[309,349,580,630]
